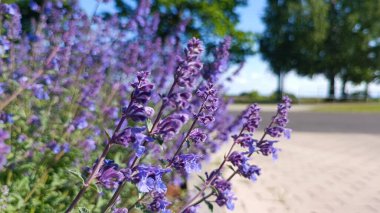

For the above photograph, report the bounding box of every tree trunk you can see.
[276,71,284,101]
[341,76,348,101]
[364,82,369,102]
[327,74,336,101]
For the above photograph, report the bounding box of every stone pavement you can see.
[192,132,380,213]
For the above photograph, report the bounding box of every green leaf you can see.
[197,175,205,182]
[194,186,202,191]
[78,207,90,213]
[67,169,84,184]
[227,165,236,172]
[104,129,111,141]
[146,119,153,131]
[205,200,214,212]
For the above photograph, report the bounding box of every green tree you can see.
[260,0,380,100]
[112,0,255,63]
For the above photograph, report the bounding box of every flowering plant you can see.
[0,1,292,212]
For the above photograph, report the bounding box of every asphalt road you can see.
[258,111,380,134]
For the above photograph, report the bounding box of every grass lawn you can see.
[313,102,380,113]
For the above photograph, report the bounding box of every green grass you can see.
[313,103,380,113]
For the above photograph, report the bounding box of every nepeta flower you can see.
[148,193,171,212]
[113,208,128,213]
[243,104,261,133]
[266,96,292,139]
[202,36,231,82]
[257,140,280,160]
[154,113,189,140]
[196,83,218,126]
[233,133,256,154]
[47,141,70,154]
[114,127,147,147]
[176,38,204,88]
[212,176,236,210]
[92,160,124,189]
[182,205,199,213]
[131,71,154,105]
[132,165,171,193]
[171,154,202,173]
[228,151,260,182]
[0,130,10,170]
[168,92,192,110]
[189,128,207,144]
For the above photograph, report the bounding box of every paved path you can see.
[194,132,380,213]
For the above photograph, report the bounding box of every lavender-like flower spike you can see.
[176,38,204,88]
[202,36,232,82]
[148,193,171,212]
[154,113,189,140]
[196,83,219,126]
[266,96,292,138]
[89,159,124,189]
[0,129,10,170]
[172,154,202,173]
[211,176,237,210]
[189,128,207,144]
[124,71,155,122]
[132,165,171,193]
[243,104,261,133]
[112,208,129,213]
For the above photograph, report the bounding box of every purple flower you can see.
[242,104,261,133]
[148,193,171,212]
[0,130,10,170]
[171,154,202,173]
[233,133,256,154]
[202,36,231,82]
[92,160,124,189]
[114,127,146,147]
[113,208,128,213]
[131,71,154,105]
[132,165,171,193]
[176,38,204,88]
[196,83,219,126]
[228,151,248,167]
[211,176,236,210]
[182,205,199,213]
[114,127,153,157]
[168,92,192,110]
[154,113,189,140]
[266,96,292,138]
[0,36,10,55]
[257,140,280,160]
[189,128,207,144]
[47,141,70,154]
[238,164,261,182]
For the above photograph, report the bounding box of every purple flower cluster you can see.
[176,38,204,88]
[132,165,171,193]
[148,193,171,213]
[196,83,219,126]
[114,127,152,157]
[171,154,202,173]
[266,96,292,139]
[154,113,189,140]
[0,130,10,170]
[211,176,236,210]
[124,71,155,122]
[89,160,124,189]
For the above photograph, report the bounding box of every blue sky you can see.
[80,0,380,98]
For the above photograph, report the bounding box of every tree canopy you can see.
[260,0,380,100]
[112,0,255,63]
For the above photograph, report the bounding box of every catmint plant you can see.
[0,1,293,212]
